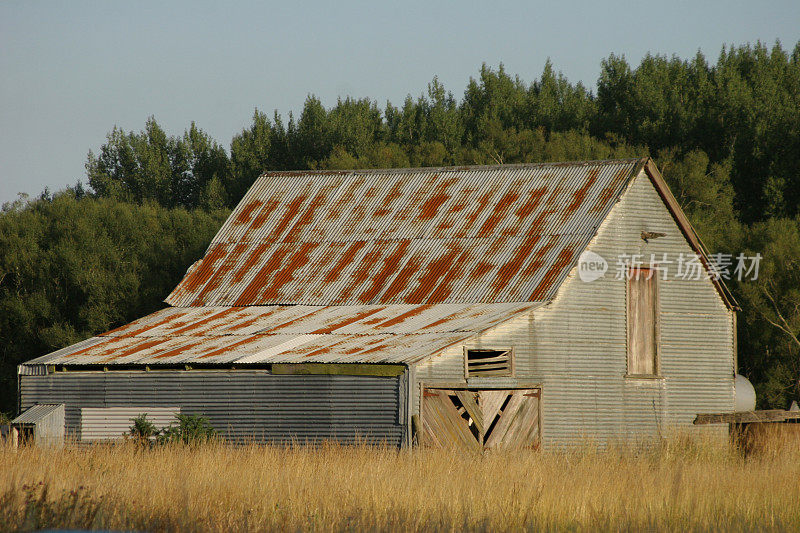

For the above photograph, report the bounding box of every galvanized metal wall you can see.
[415,171,734,447]
[34,404,65,447]
[81,407,179,441]
[413,313,536,420]
[20,370,404,446]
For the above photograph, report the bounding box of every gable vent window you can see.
[465,348,513,378]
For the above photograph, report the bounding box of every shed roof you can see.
[12,404,63,425]
[23,303,539,366]
[166,159,645,307]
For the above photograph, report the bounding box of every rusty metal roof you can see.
[166,159,645,307]
[23,303,540,366]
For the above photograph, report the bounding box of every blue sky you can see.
[1,1,799,204]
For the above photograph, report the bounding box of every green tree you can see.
[595,42,800,223]
[526,59,596,133]
[176,122,231,209]
[229,109,276,204]
[655,149,740,252]
[87,117,231,209]
[0,191,227,412]
[735,217,800,408]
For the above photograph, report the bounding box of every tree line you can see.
[2,41,799,414]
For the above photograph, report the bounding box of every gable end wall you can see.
[413,171,735,448]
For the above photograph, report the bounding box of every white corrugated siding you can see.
[414,171,734,448]
[80,407,179,441]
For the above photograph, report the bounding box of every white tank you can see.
[734,374,757,412]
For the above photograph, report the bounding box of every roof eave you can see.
[642,158,740,311]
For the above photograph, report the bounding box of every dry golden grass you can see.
[1,433,799,532]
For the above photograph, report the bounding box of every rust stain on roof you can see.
[223,314,265,332]
[427,250,468,303]
[469,261,493,280]
[324,241,366,284]
[29,303,543,366]
[563,168,599,222]
[152,340,205,360]
[268,195,305,242]
[250,199,279,230]
[179,246,226,295]
[166,160,642,307]
[530,245,576,300]
[374,180,404,217]
[590,167,632,213]
[284,188,331,242]
[514,187,546,220]
[259,307,328,333]
[235,200,263,224]
[419,309,465,331]
[477,190,519,238]
[405,246,462,303]
[375,304,432,328]
[592,185,618,213]
[259,242,318,302]
[460,189,494,238]
[233,246,291,306]
[358,241,411,303]
[169,307,241,335]
[219,243,253,285]
[380,255,422,302]
[489,235,541,298]
[338,242,389,303]
[197,335,264,359]
[231,241,271,284]
[309,307,385,334]
[328,176,363,220]
[106,338,171,361]
[99,311,190,340]
[417,176,455,221]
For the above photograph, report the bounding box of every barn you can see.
[17,158,738,449]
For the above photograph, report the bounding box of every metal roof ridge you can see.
[209,231,604,246]
[257,158,646,178]
[161,302,544,309]
[98,331,501,338]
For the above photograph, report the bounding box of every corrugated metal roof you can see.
[166,159,645,307]
[12,404,63,424]
[23,303,541,366]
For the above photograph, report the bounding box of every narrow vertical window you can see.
[627,267,658,375]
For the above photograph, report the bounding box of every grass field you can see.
[1,433,799,532]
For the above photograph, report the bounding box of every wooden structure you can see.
[19,159,737,449]
[420,388,541,450]
[695,410,800,454]
[694,410,800,425]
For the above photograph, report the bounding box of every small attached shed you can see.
[18,158,738,449]
[11,404,65,447]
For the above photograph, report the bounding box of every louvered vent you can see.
[466,349,513,378]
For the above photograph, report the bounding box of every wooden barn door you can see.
[420,388,540,450]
